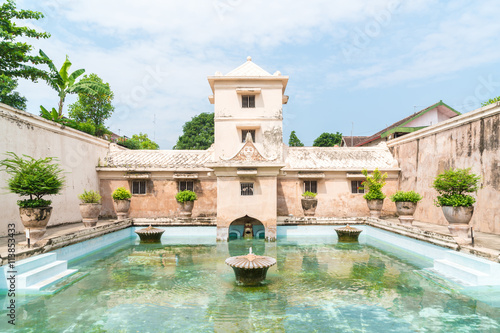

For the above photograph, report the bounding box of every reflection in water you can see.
[1,238,499,332]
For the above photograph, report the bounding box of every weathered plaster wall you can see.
[388,103,500,234]
[277,172,399,218]
[0,104,109,235]
[98,173,217,218]
[216,175,277,228]
[213,80,284,161]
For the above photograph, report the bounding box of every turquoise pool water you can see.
[2,233,500,332]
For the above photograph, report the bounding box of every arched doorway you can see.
[228,215,265,240]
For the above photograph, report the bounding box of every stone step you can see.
[18,260,68,289]
[15,253,57,275]
[24,269,78,293]
[433,259,491,286]
[443,251,499,275]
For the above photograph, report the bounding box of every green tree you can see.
[313,132,342,147]
[0,75,26,110]
[40,51,108,117]
[68,73,114,135]
[118,133,159,150]
[481,96,500,107]
[0,0,51,108]
[174,112,214,150]
[288,130,304,147]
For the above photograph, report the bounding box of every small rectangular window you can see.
[179,181,194,192]
[304,181,317,193]
[241,129,256,143]
[132,180,146,194]
[241,183,254,196]
[351,180,365,194]
[242,95,255,108]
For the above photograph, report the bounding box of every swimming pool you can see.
[2,226,500,332]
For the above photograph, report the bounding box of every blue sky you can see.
[15,0,500,148]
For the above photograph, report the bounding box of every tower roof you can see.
[225,56,272,77]
[207,57,289,99]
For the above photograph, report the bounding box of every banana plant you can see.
[40,105,59,122]
[39,50,109,118]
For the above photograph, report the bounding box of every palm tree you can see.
[39,50,108,118]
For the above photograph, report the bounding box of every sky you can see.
[13,0,500,149]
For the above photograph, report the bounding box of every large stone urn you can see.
[301,197,317,216]
[179,201,194,217]
[225,248,277,286]
[366,199,384,218]
[113,199,131,220]
[19,206,52,242]
[441,206,474,239]
[79,203,102,227]
[395,201,417,226]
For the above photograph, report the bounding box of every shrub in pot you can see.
[78,190,102,227]
[0,152,65,243]
[361,168,387,218]
[175,190,197,217]
[390,190,423,226]
[301,191,318,216]
[432,168,480,238]
[112,187,131,220]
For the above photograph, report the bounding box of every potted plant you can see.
[361,168,387,218]
[301,191,318,216]
[390,190,423,226]
[0,152,65,243]
[112,187,132,220]
[175,190,197,217]
[78,190,102,227]
[432,168,480,238]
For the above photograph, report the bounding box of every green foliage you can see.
[361,168,387,200]
[288,130,304,147]
[39,51,109,117]
[175,190,197,203]
[302,191,317,198]
[0,152,65,206]
[313,132,342,147]
[174,112,214,150]
[78,190,102,204]
[117,133,159,150]
[435,194,476,207]
[0,1,50,83]
[481,96,500,107]
[432,168,480,207]
[40,105,101,136]
[390,190,422,203]
[0,75,26,110]
[112,187,131,200]
[68,73,114,135]
[17,199,51,208]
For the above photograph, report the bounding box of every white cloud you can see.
[13,0,500,148]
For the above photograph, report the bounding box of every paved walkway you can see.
[1,218,499,262]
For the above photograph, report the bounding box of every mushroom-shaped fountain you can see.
[225,248,276,286]
[335,225,363,242]
[135,225,165,243]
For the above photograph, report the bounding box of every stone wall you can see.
[277,172,400,218]
[98,174,217,218]
[388,103,500,234]
[0,103,110,236]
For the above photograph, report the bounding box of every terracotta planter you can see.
[178,200,194,217]
[366,199,384,218]
[395,201,417,226]
[301,197,318,216]
[19,206,52,242]
[442,206,474,239]
[113,199,131,220]
[79,203,102,227]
